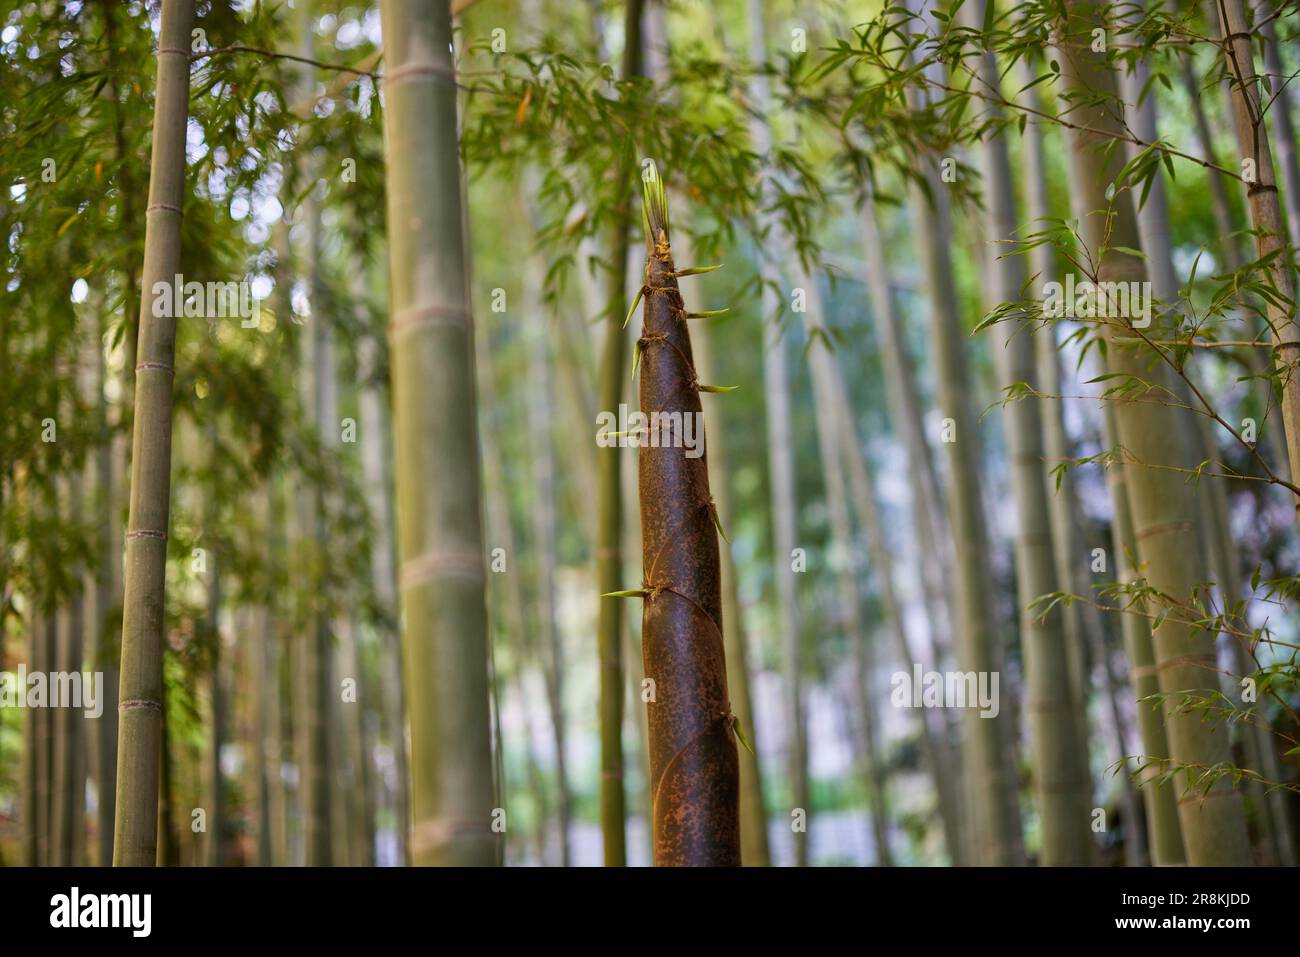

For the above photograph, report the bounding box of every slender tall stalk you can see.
[693,320,771,867]
[857,183,955,669]
[92,305,119,866]
[809,307,967,864]
[909,154,1014,865]
[341,615,376,867]
[595,0,645,867]
[747,0,810,867]
[37,613,55,864]
[1195,414,1297,864]
[800,284,892,866]
[966,0,1090,864]
[1176,49,1291,479]
[900,0,1024,865]
[1058,0,1252,865]
[378,0,496,866]
[526,271,573,866]
[22,609,39,866]
[1118,26,1272,864]
[476,333,553,864]
[206,521,224,867]
[357,289,410,866]
[632,163,739,865]
[1215,0,1300,518]
[54,474,86,865]
[155,679,180,867]
[112,0,195,867]
[253,546,274,867]
[1254,1,1300,256]
[1100,405,1185,865]
[1022,77,1131,863]
[293,2,335,868]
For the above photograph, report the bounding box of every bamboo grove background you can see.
[1,0,1299,866]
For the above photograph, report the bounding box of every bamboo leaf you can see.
[602,589,649,599]
[623,284,645,329]
[711,506,731,543]
[640,157,669,245]
[697,383,739,392]
[731,715,755,755]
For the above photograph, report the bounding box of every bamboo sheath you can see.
[635,172,740,866]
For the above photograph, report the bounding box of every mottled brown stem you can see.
[637,185,740,867]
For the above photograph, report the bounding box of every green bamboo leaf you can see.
[1110,245,1147,260]
[731,715,755,755]
[711,506,731,544]
[640,157,669,245]
[602,589,649,599]
[697,383,739,392]
[623,284,645,329]
[685,308,729,319]
[674,264,724,277]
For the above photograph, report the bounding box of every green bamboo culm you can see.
[595,0,646,868]
[691,319,771,867]
[633,160,740,866]
[1101,405,1185,865]
[899,0,1025,865]
[112,0,195,867]
[1216,0,1300,519]
[963,0,1093,865]
[377,0,497,866]
[1058,0,1251,865]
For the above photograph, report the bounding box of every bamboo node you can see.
[1154,653,1218,673]
[389,303,471,339]
[399,548,485,589]
[145,202,183,216]
[381,61,459,89]
[135,361,175,375]
[126,528,168,541]
[1176,787,1243,805]
[118,698,163,714]
[643,578,671,603]
[409,817,495,856]
[1135,519,1193,541]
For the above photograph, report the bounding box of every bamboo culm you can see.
[112,0,195,867]
[1059,0,1252,865]
[594,0,645,866]
[966,0,1091,864]
[900,0,1024,865]
[800,285,893,866]
[747,0,811,865]
[1216,0,1300,520]
[692,316,771,867]
[378,0,497,866]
